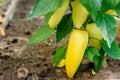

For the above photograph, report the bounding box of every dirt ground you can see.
[0,0,120,80]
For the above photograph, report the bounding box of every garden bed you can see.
[0,0,18,36]
[0,0,120,80]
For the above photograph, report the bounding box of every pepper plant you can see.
[29,0,120,78]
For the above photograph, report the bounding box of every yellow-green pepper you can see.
[48,0,69,29]
[72,0,89,29]
[65,29,88,78]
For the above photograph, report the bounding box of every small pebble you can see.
[17,67,29,79]
[50,39,53,42]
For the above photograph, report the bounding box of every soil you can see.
[0,0,10,14]
[0,0,120,80]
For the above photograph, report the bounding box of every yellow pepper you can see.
[65,29,88,78]
[105,9,117,16]
[89,38,101,50]
[72,0,89,29]
[48,0,69,29]
[57,59,66,68]
[86,23,102,49]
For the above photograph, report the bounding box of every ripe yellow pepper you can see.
[86,23,102,49]
[57,59,66,68]
[89,38,101,50]
[72,0,89,29]
[105,9,117,16]
[65,29,88,78]
[48,0,69,29]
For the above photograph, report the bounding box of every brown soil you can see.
[0,0,120,80]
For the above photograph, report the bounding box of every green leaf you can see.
[95,12,117,47]
[29,25,55,44]
[101,40,120,59]
[101,0,120,12]
[44,12,53,24]
[114,2,120,18]
[53,47,66,66]
[78,0,101,20]
[56,14,73,43]
[94,53,105,71]
[29,0,64,19]
[102,55,108,68]
[85,46,100,62]
[70,0,73,2]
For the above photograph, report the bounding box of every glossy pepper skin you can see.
[48,0,69,29]
[86,23,102,49]
[72,0,89,29]
[65,29,88,78]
